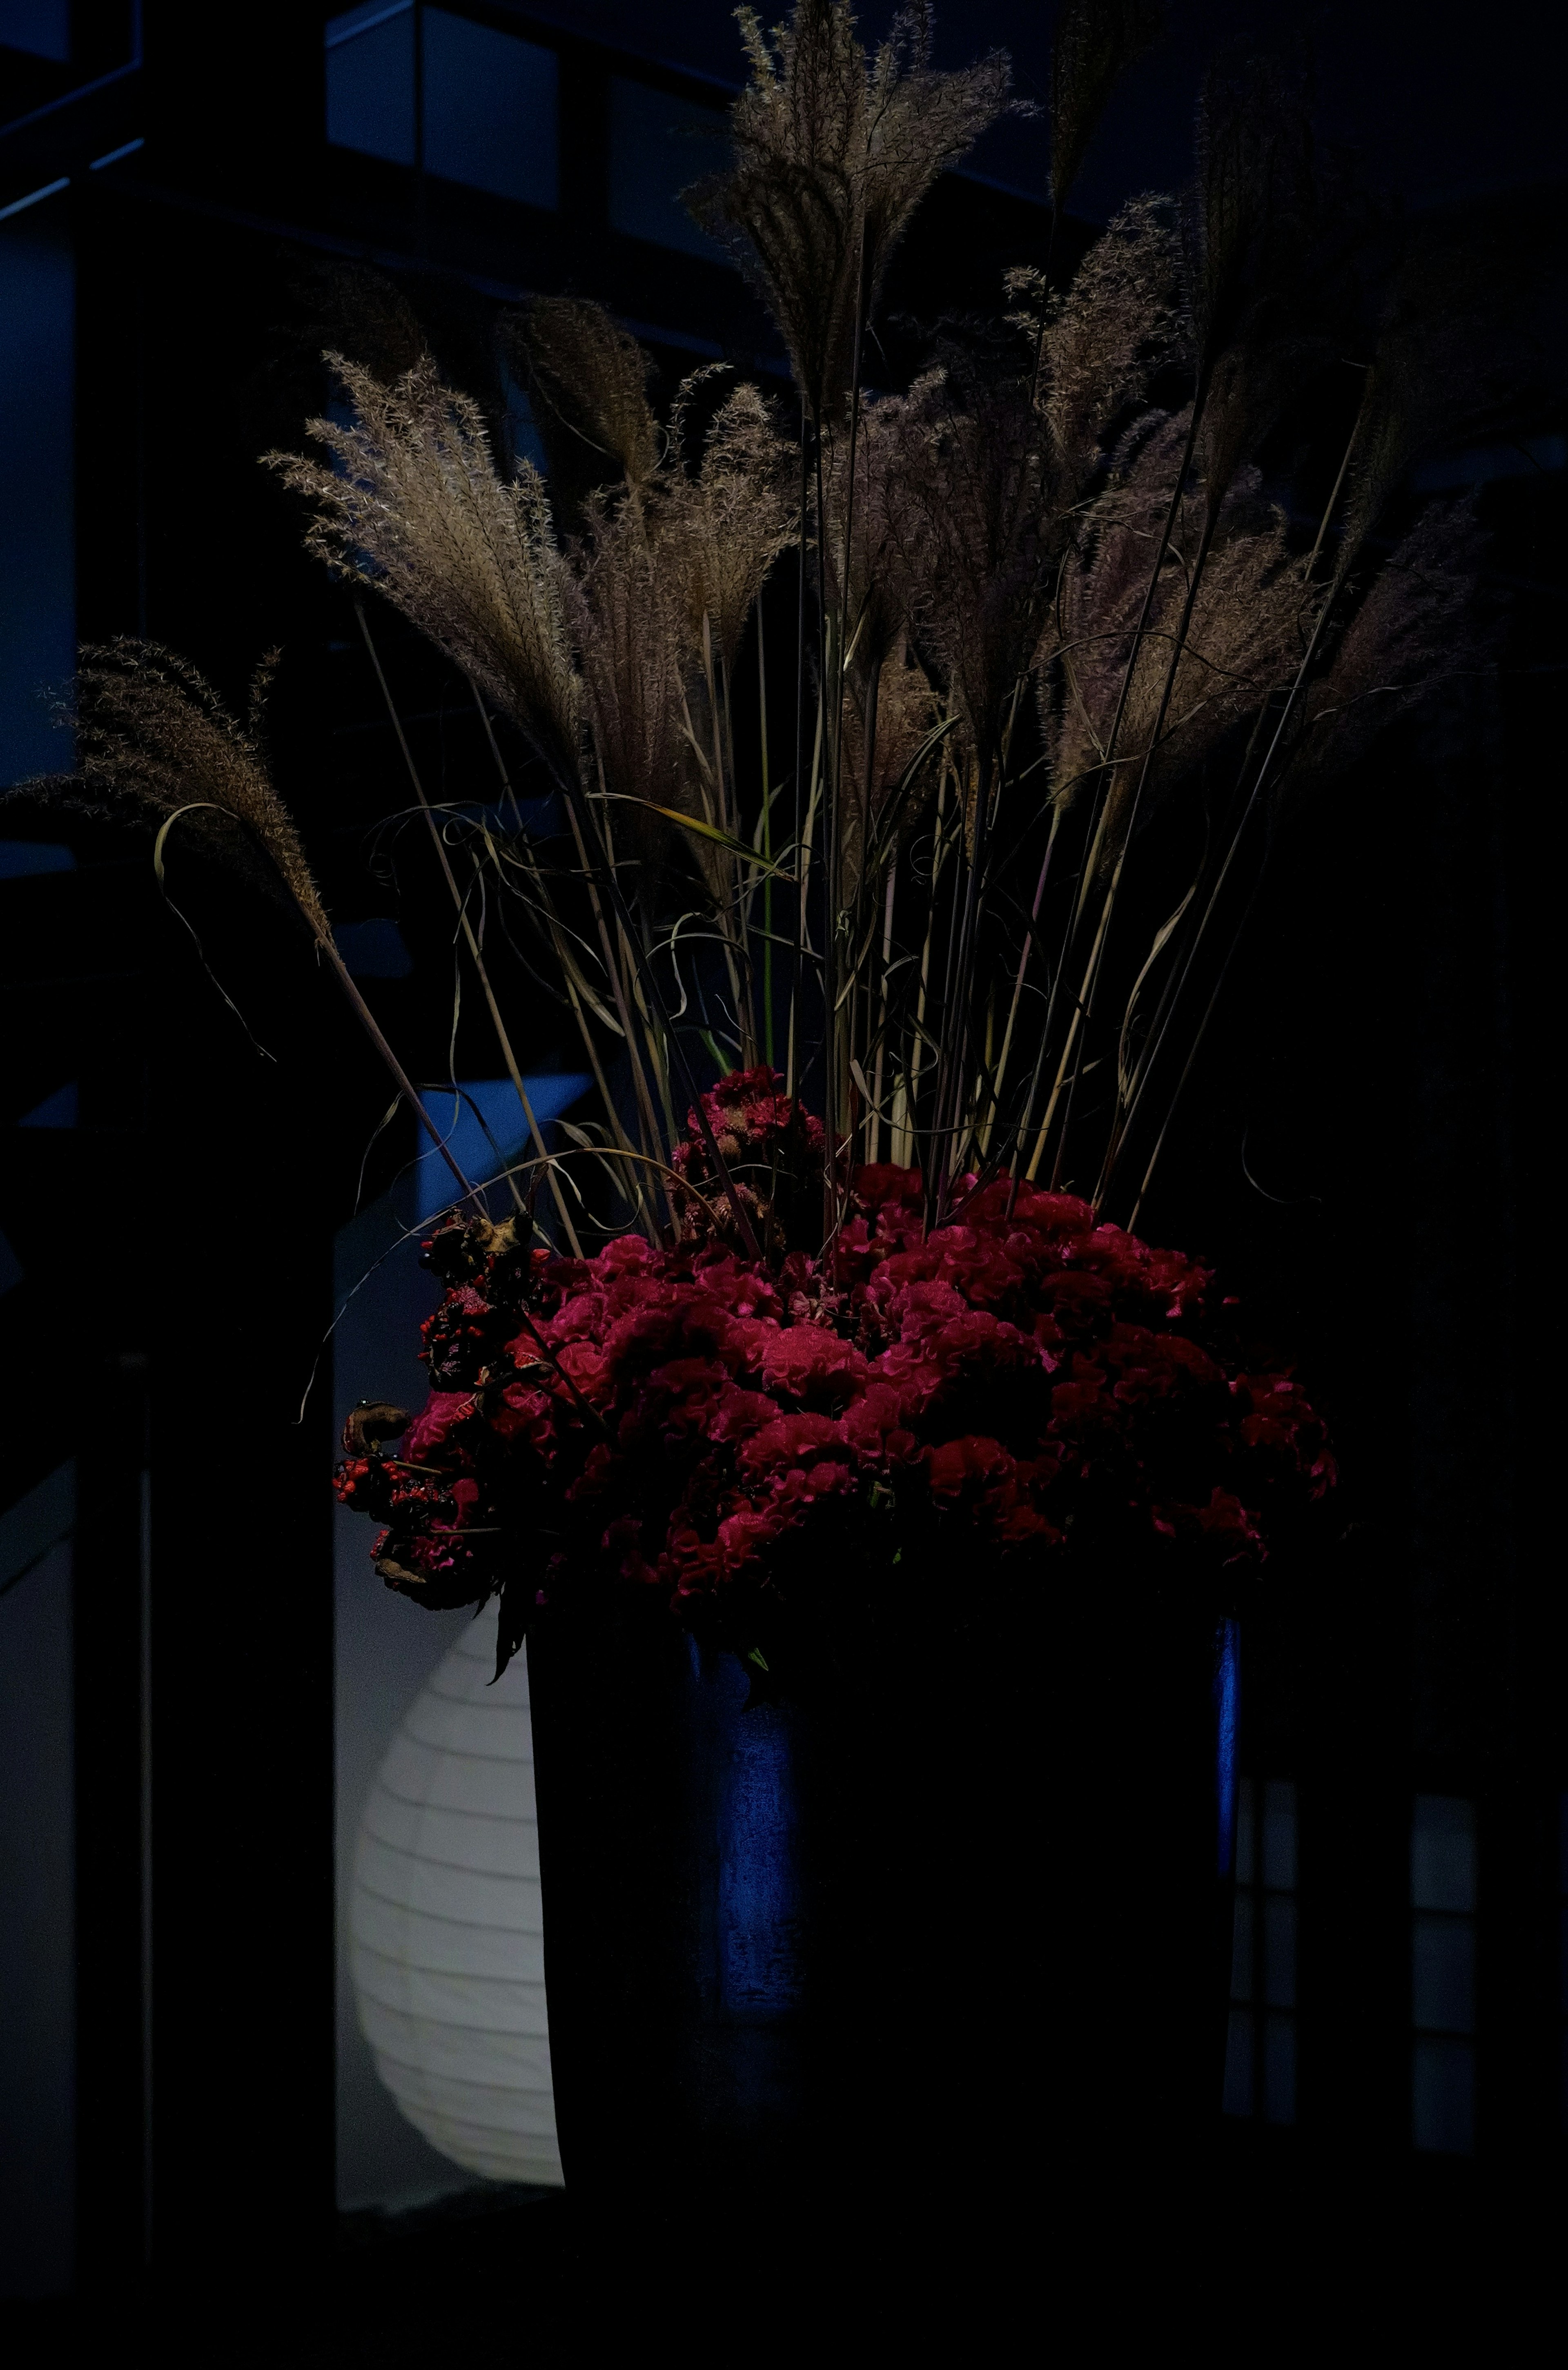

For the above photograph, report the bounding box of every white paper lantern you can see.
[350,1602,564,2185]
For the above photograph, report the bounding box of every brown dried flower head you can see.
[504,296,661,499]
[268,355,581,787]
[39,639,330,937]
[690,0,1015,422]
[1046,416,1312,864]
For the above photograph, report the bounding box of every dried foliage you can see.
[40,640,329,936]
[31,1,1529,1265]
[505,296,660,494]
[566,494,688,855]
[886,358,1057,773]
[1048,427,1312,857]
[662,377,796,670]
[838,641,940,902]
[1034,194,1187,484]
[267,356,582,786]
[690,0,1015,420]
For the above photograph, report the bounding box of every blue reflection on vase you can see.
[1214,1617,1241,1878]
[689,1645,804,2027]
[718,1704,803,2018]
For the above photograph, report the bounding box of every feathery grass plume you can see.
[39,640,330,936]
[270,355,581,788]
[820,381,928,668]
[891,355,1056,777]
[1031,193,1187,486]
[1287,503,1489,800]
[566,492,691,882]
[690,0,1014,421]
[292,259,428,387]
[662,376,796,671]
[837,639,940,904]
[1045,424,1309,863]
[1048,0,1164,214]
[503,296,661,509]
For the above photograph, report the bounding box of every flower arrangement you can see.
[339,1069,1333,1677]
[22,1,1512,1679]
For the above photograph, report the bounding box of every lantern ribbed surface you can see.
[350,1604,563,2185]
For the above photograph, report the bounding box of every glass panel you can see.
[0,2,71,61]
[1223,2009,1254,2117]
[1412,1914,1476,2035]
[1413,2036,1474,2154]
[608,76,731,259]
[1234,1778,1256,1889]
[1263,1897,1296,2009]
[422,11,558,209]
[1263,2013,1296,2126]
[0,221,74,790]
[1213,1619,1239,1878]
[1262,1779,1297,1890]
[414,1076,590,1225]
[1411,1793,1477,1911]
[325,4,416,167]
[1229,1890,1254,2003]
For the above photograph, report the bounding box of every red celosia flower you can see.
[334,1114,1334,1671]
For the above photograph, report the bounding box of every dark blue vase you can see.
[527,1590,1240,2225]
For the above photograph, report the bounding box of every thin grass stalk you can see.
[786,685,826,1098]
[813,433,839,1232]
[718,646,761,1063]
[1100,599,1334,1210]
[1094,696,1270,1194]
[314,930,475,1203]
[924,751,971,1219]
[563,792,667,1179]
[757,601,775,1068]
[1011,395,1213,1187]
[355,599,585,1252]
[933,744,998,1222]
[702,614,755,1064]
[789,402,810,1096]
[558,768,764,1258]
[1041,503,1223,1187]
[827,230,872,1210]
[904,758,952,1174]
[1063,395,1207,949]
[980,802,1062,1159]
[867,862,897,1164]
[1127,871,1265,1231]
[465,677,655,1236]
[1098,396,1370,1206]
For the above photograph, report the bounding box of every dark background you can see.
[2,0,1565,2347]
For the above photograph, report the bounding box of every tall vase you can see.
[526,1585,1239,2226]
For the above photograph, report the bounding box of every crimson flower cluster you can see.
[336,1076,1334,1673]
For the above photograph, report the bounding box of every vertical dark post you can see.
[144,890,337,2301]
[72,1350,152,2291]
